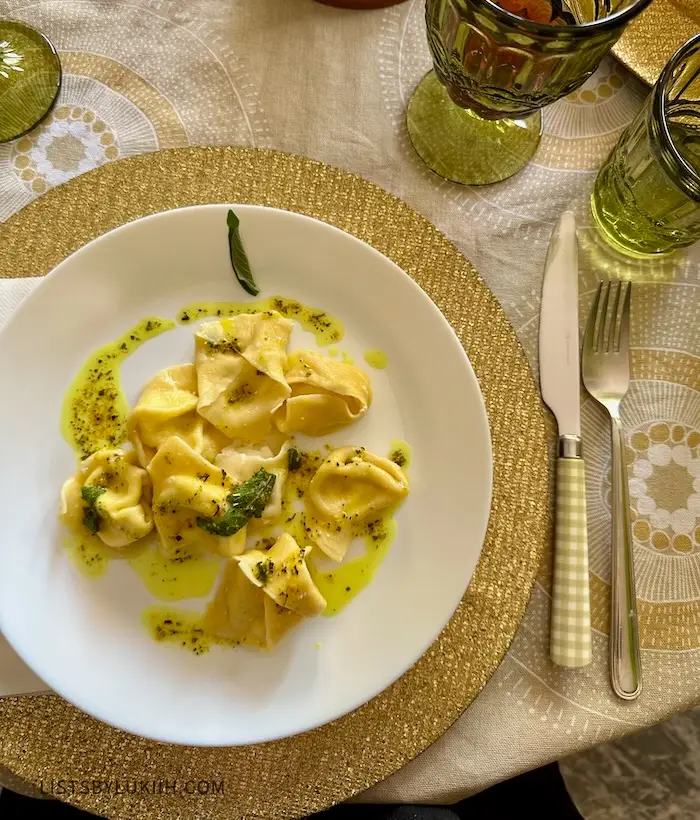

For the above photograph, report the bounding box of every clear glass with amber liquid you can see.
[591,36,700,257]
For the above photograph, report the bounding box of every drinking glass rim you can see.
[467,0,653,38]
[652,34,700,202]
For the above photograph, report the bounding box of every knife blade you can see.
[540,211,580,440]
[540,211,592,669]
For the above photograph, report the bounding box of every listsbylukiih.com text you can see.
[39,779,225,796]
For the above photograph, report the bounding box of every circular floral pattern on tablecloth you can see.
[628,423,700,556]
[598,423,700,553]
[586,367,700,609]
[11,104,125,196]
[0,0,269,220]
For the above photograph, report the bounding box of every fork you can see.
[582,280,642,701]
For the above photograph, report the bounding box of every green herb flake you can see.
[227,209,259,297]
[196,468,275,537]
[288,447,302,472]
[390,450,407,468]
[81,484,106,533]
[254,559,274,586]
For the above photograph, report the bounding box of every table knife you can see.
[539,211,592,668]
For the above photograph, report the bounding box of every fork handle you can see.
[550,451,592,668]
[610,415,642,700]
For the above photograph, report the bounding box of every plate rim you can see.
[0,202,494,746]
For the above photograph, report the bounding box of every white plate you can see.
[0,205,492,746]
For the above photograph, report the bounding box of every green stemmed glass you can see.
[407,0,652,186]
[0,20,61,143]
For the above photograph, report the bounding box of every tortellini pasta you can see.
[305,447,409,561]
[195,312,292,441]
[215,442,290,524]
[275,350,372,436]
[204,560,303,650]
[236,533,326,617]
[59,306,412,656]
[129,364,230,466]
[148,436,246,558]
[60,448,153,548]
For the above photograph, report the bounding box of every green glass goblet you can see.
[408,0,652,186]
[0,20,61,144]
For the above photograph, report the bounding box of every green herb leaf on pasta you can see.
[197,468,276,537]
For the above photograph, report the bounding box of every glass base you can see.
[590,192,677,259]
[0,20,62,143]
[406,71,542,186]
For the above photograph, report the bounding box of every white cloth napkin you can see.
[0,279,39,327]
[0,278,48,696]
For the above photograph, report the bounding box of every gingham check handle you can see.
[550,457,592,668]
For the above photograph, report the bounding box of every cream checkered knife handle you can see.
[550,456,592,668]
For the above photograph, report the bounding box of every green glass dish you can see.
[592,34,700,257]
[408,0,652,186]
[0,20,61,144]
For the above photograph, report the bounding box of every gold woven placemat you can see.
[0,147,550,820]
[613,0,700,86]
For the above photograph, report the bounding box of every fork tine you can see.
[595,281,610,354]
[584,282,603,353]
[615,281,631,354]
[606,281,622,353]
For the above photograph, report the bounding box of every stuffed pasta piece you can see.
[204,560,303,651]
[147,436,249,558]
[129,364,229,467]
[195,312,292,441]
[275,350,372,436]
[205,534,325,650]
[305,447,409,561]
[236,533,326,617]
[60,448,153,548]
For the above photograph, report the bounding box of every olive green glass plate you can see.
[0,20,61,143]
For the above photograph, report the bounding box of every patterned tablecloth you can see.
[1,0,699,806]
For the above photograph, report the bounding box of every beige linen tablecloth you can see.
[1,0,699,805]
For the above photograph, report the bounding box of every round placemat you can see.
[0,147,550,820]
[613,0,700,86]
